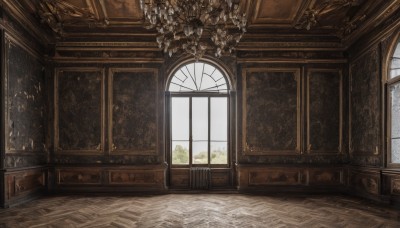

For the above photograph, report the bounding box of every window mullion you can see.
[189,97,193,166]
[208,96,211,166]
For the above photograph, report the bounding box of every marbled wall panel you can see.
[350,47,380,156]
[110,69,157,155]
[307,70,341,153]
[4,154,47,169]
[243,69,300,154]
[5,37,46,153]
[55,68,104,153]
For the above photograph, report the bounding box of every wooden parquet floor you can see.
[1,194,400,228]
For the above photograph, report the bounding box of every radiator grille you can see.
[190,167,211,190]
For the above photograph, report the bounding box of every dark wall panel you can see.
[307,70,341,153]
[350,47,380,160]
[242,68,300,155]
[5,36,46,154]
[110,68,158,155]
[55,68,104,153]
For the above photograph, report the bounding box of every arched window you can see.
[388,39,400,165]
[168,62,228,92]
[168,61,229,166]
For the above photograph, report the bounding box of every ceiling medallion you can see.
[140,0,247,60]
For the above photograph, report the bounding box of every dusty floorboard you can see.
[0,194,399,227]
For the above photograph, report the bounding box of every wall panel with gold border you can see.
[54,68,105,155]
[241,68,301,155]
[108,68,158,156]
[306,69,342,154]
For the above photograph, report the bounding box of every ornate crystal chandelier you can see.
[140,0,247,60]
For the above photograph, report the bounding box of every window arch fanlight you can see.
[388,37,400,165]
[168,61,229,93]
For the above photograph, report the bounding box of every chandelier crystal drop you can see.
[140,0,247,60]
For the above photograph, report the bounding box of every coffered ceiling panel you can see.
[4,0,400,47]
[99,0,142,22]
[249,0,307,26]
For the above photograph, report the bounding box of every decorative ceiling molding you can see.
[37,0,107,36]
[336,14,366,38]
[342,0,400,47]
[1,0,53,44]
[295,0,362,31]
[2,0,399,50]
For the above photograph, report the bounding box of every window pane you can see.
[211,97,227,141]
[194,62,204,89]
[171,98,189,140]
[172,141,189,165]
[392,139,400,163]
[193,141,208,164]
[391,42,400,79]
[391,69,400,79]
[210,141,228,164]
[192,98,208,140]
[391,83,400,138]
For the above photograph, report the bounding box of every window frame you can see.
[169,92,230,168]
[166,60,232,169]
[387,35,400,168]
[387,76,400,167]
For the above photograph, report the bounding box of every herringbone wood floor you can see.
[0,194,399,228]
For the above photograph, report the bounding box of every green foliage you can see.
[210,149,228,164]
[172,144,228,165]
[172,144,189,164]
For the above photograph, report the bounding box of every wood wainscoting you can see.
[52,164,167,193]
[237,165,346,193]
[169,168,233,190]
[2,167,47,208]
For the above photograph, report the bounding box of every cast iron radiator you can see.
[190,167,211,189]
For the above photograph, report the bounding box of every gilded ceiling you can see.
[4,0,400,46]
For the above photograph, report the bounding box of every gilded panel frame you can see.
[108,68,159,156]
[54,67,105,155]
[242,68,301,155]
[306,69,343,154]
